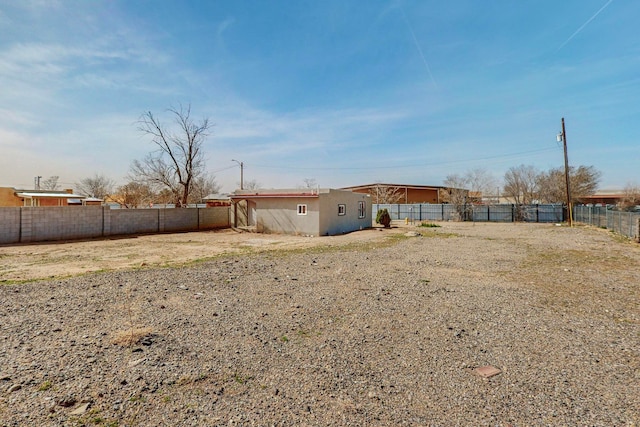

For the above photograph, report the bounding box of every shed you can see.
[230,188,371,236]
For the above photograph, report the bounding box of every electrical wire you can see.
[246,146,560,171]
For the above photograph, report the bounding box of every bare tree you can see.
[371,184,403,204]
[465,168,499,203]
[41,176,60,191]
[156,188,175,205]
[537,165,601,204]
[440,174,469,205]
[571,165,601,200]
[190,174,221,204]
[440,174,471,220]
[242,179,261,191]
[503,165,539,205]
[132,104,212,207]
[438,169,497,205]
[75,174,115,199]
[302,178,317,189]
[620,182,640,211]
[111,181,156,208]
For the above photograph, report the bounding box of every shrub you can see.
[376,209,392,228]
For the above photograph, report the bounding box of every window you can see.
[338,204,346,216]
[358,201,366,218]
[297,204,307,215]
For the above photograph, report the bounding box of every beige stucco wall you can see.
[318,189,371,235]
[241,189,371,236]
[254,197,320,235]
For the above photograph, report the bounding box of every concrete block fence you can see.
[0,206,230,245]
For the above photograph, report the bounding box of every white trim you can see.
[358,201,366,218]
[16,192,85,198]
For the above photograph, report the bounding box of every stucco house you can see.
[230,188,371,236]
[0,187,87,207]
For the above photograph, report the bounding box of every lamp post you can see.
[231,159,244,190]
[557,118,572,226]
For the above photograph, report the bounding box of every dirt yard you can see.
[1,222,638,426]
[0,225,404,283]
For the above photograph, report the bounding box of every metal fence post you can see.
[618,211,622,235]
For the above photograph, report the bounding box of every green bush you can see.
[376,209,392,228]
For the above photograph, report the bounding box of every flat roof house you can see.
[0,187,86,207]
[230,188,371,236]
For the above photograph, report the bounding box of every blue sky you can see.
[1,0,638,192]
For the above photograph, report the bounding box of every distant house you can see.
[0,187,87,207]
[68,197,103,206]
[577,190,625,206]
[341,183,451,204]
[203,193,231,207]
[230,188,371,236]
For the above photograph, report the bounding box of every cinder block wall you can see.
[0,207,20,244]
[28,206,104,242]
[0,207,231,244]
[108,209,159,235]
[163,208,198,232]
[200,207,229,229]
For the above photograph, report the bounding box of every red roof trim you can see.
[230,193,319,199]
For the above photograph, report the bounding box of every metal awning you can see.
[16,192,86,199]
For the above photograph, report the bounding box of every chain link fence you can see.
[573,205,640,241]
[373,204,564,224]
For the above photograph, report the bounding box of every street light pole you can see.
[232,159,244,190]
[560,118,573,226]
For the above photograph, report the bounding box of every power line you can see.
[247,147,559,171]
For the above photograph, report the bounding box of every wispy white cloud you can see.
[211,103,410,157]
[399,4,438,89]
[0,108,38,128]
[0,41,167,80]
[557,0,614,51]
[217,17,235,38]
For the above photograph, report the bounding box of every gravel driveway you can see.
[1,222,638,426]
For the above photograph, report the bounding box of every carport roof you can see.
[16,192,86,199]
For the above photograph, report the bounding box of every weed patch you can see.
[111,327,153,347]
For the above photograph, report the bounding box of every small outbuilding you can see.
[230,188,371,236]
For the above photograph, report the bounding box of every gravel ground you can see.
[1,222,639,426]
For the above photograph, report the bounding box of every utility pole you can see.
[232,159,244,190]
[231,159,244,229]
[35,176,42,190]
[560,118,572,226]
